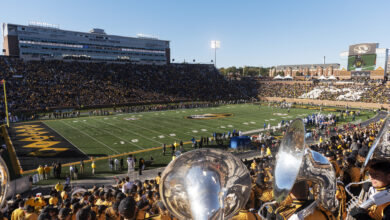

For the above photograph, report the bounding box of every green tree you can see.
[219,67,227,75]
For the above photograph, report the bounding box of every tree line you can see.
[219,66,270,77]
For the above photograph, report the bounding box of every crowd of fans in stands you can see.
[258,83,390,103]
[0,58,256,115]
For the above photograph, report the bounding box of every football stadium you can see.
[1,2,390,220]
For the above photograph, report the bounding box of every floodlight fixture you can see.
[210,40,220,67]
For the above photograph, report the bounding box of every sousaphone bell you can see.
[273,119,338,212]
[159,148,251,220]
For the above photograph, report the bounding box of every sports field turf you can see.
[8,103,375,184]
[42,104,367,156]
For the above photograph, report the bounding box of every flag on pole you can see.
[2,79,9,127]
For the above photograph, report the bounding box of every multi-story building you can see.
[269,63,340,78]
[2,22,170,64]
[270,43,389,80]
[387,55,390,74]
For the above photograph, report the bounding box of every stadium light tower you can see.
[211,40,220,67]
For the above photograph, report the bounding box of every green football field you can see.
[42,103,368,157]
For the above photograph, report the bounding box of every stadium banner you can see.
[7,122,88,171]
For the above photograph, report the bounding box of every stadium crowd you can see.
[0,58,256,114]
[258,83,390,103]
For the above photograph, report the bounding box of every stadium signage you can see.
[185,113,233,119]
[14,124,68,157]
[348,43,377,56]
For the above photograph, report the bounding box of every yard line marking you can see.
[93,118,163,145]
[192,130,198,133]
[153,113,233,134]
[59,121,121,154]
[77,120,144,150]
[250,122,256,124]
[120,141,125,145]
[112,116,194,139]
[228,125,233,127]
[201,129,207,132]
[82,119,145,149]
[220,126,226,128]
[132,139,138,143]
[44,122,89,157]
[243,122,249,125]
[158,135,165,138]
[169,134,176,136]
[109,117,190,141]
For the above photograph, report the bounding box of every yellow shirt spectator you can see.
[25,198,35,207]
[49,196,58,206]
[250,161,257,170]
[34,197,46,212]
[37,166,43,174]
[25,212,38,220]
[266,147,272,156]
[44,166,50,175]
[11,208,25,220]
[155,176,161,185]
[55,182,64,192]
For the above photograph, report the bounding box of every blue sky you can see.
[1,0,389,68]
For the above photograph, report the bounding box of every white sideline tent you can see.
[328,75,336,80]
[273,75,283,80]
[319,75,327,80]
[284,75,293,80]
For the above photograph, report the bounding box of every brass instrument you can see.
[259,119,338,219]
[346,116,390,219]
[364,116,390,168]
[0,157,9,207]
[159,148,251,220]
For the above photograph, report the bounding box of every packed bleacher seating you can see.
[258,82,390,103]
[0,58,257,114]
